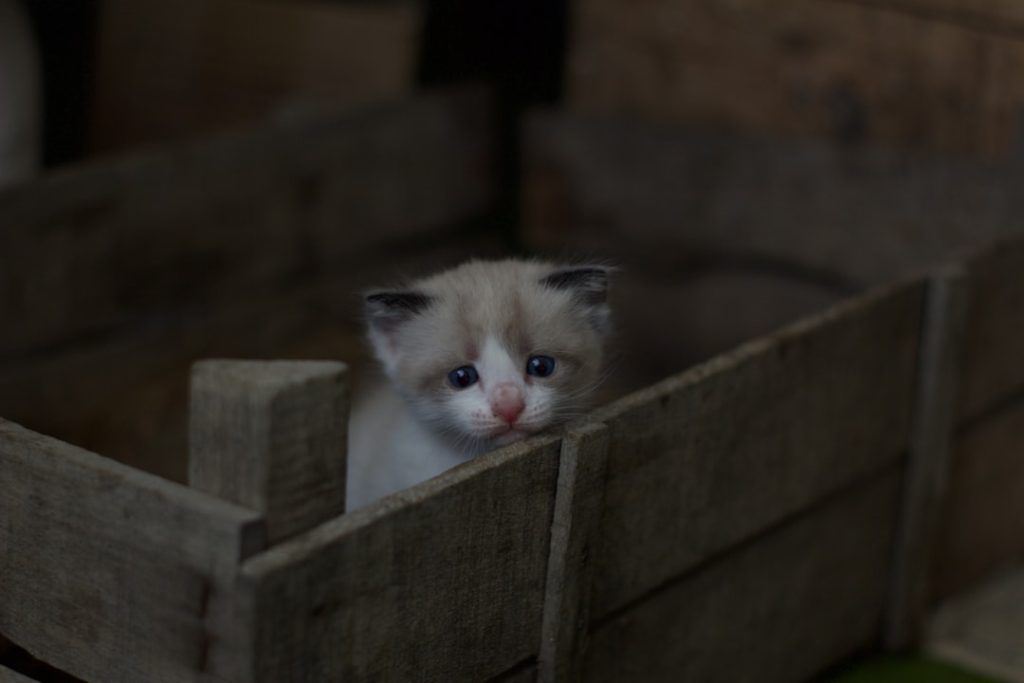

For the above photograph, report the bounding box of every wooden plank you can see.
[885,267,968,649]
[0,665,35,683]
[90,0,422,152]
[588,280,924,617]
[0,87,494,359]
[236,435,562,682]
[927,567,1024,683]
[839,0,1024,31]
[190,360,349,544]
[567,0,1024,156]
[523,111,1024,287]
[932,399,1024,601]
[958,237,1024,421]
[0,239,500,484]
[538,424,609,683]
[0,419,265,683]
[583,469,903,683]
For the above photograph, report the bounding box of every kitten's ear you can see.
[541,266,612,333]
[364,290,433,372]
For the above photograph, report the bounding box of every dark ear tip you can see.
[364,290,434,319]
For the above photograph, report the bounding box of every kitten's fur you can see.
[346,259,611,509]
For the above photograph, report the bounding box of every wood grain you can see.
[932,399,1024,601]
[588,280,924,617]
[568,0,1024,156]
[885,267,968,649]
[0,419,265,683]
[584,470,903,682]
[538,424,609,683]
[0,87,494,360]
[523,111,1024,288]
[190,360,349,544]
[958,238,1024,422]
[236,435,562,682]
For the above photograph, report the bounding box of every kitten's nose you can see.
[491,383,525,424]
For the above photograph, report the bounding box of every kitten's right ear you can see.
[364,290,433,373]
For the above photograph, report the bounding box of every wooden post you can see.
[885,266,968,649]
[190,359,349,545]
[538,423,610,683]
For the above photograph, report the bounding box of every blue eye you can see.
[526,355,556,378]
[447,365,479,389]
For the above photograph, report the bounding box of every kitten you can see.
[346,259,611,510]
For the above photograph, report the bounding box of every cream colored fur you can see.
[346,259,611,510]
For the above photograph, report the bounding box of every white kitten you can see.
[346,259,611,510]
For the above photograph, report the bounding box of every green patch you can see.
[828,656,1004,683]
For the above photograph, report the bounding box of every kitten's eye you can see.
[447,365,479,389]
[526,355,556,378]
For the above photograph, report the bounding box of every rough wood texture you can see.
[237,436,562,682]
[0,665,34,683]
[0,419,265,683]
[958,238,1024,422]
[927,566,1024,683]
[538,424,609,683]
[0,239,501,483]
[567,0,1024,156]
[190,360,349,544]
[588,281,924,617]
[885,267,968,649]
[0,87,494,359]
[932,399,1024,601]
[523,111,1024,288]
[583,469,903,683]
[91,0,422,152]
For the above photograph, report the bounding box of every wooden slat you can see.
[0,87,494,359]
[538,424,609,683]
[932,399,1024,601]
[0,420,265,683]
[190,360,349,544]
[958,237,1024,421]
[91,0,422,152]
[567,0,1024,156]
[0,665,34,683]
[885,267,968,649]
[236,436,562,682]
[0,239,500,483]
[588,280,924,617]
[523,111,1024,287]
[582,470,903,683]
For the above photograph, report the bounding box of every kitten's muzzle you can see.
[490,383,525,425]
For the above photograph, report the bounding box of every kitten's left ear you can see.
[364,290,433,373]
[541,266,612,333]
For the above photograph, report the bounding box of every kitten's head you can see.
[365,259,611,452]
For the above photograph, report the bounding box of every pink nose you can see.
[490,383,525,424]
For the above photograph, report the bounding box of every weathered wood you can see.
[236,435,562,682]
[0,419,265,683]
[523,111,1024,288]
[927,567,1024,683]
[583,469,903,683]
[538,424,609,683]
[885,267,968,649]
[958,237,1024,422]
[0,87,494,359]
[568,0,1024,155]
[190,360,349,544]
[91,0,422,151]
[932,398,1024,601]
[0,239,500,483]
[0,665,34,683]
[588,280,924,617]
